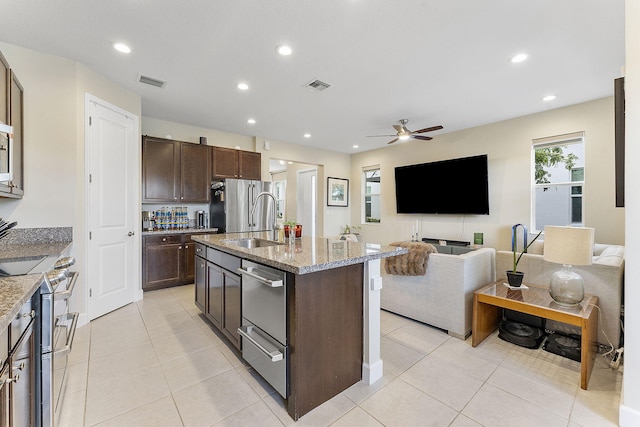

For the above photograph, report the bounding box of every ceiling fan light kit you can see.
[367,119,444,145]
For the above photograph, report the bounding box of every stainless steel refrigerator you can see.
[210,178,275,233]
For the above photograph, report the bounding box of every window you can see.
[532,132,585,230]
[273,180,286,219]
[363,167,381,223]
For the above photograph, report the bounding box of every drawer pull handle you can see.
[237,326,283,362]
[237,267,283,287]
[53,312,80,357]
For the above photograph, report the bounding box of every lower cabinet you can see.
[143,232,206,291]
[196,245,242,350]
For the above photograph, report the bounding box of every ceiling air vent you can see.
[304,79,331,92]
[138,74,166,88]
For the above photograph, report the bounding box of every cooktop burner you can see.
[0,255,48,277]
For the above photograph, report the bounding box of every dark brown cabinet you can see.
[142,233,206,291]
[142,136,211,203]
[0,50,24,199]
[201,247,242,350]
[211,146,261,180]
[194,246,207,312]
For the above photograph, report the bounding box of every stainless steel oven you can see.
[40,257,79,427]
[0,251,78,427]
[237,260,288,398]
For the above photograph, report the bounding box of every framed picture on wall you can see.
[327,177,349,207]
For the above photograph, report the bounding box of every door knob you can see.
[128,231,135,236]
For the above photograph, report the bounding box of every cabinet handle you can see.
[200,263,205,268]
[179,246,183,250]
[196,248,202,253]
[184,244,189,249]
[21,309,35,319]
[162,238,167,242]
[14,362,25,371]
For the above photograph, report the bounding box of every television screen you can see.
[394,154,489,215]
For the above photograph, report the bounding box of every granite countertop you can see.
[192,232,407,275]
[142,227,219,236]
[0,240,72,333]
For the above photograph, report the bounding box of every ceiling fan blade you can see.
[392,124,403,132]
[413,125,443,134]
[367,134,397,137]
[412,135,433,141]
[387,138,399,145]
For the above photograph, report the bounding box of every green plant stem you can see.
[512,229,543,272]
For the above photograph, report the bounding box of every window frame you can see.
[531,132,585,232]
[362,166,381,224]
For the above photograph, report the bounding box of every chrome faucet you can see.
[251,191,278,241]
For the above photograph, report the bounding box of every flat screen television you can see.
[395,154,490,215]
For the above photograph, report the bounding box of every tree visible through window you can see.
[363,168,380,223]
[532,133,585,230]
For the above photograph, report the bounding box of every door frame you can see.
[84,93,142,324]
[296,167,317,238]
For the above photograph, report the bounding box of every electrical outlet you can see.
[610,347,624,369]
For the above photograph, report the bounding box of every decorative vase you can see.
[506,271,525,287]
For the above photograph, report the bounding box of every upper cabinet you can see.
[211,146,261,180]
[142,135,211,203]
[0,50,24,199]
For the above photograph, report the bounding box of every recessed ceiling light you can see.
[288,161,293,164]
[303,133,311,138]
[276,45,292,56]
[542,94,557,102]
[509,53,528,63]
[112,42,131,54]
[247,118,256,124]
[237,82,249,91]
[353,145,359,149]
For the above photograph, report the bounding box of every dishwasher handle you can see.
[237,325,284,362]
[237,267,283,287]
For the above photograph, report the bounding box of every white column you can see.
[362,259,383,384]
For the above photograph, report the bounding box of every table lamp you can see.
[543,226,595,306]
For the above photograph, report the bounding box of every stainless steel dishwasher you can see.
[237,260,288,398]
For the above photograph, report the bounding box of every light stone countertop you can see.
[0,241,72,333]
[192,232,407,275]
[142,228,219,236]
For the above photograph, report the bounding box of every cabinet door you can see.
[223,271,242,349]
[211,146,239,179]
[238,150,261,180]
[180,143,211,202]
[206,262,223,329]
[9,71,23,196]
[143,239,183,290]
[183,240,196,283]
[194,255,207,312]
[0,51,8,125]
[142,136,180,202]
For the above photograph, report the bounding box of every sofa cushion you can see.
[595,246,625,266]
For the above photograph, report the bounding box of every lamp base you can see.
[549,264,584,306]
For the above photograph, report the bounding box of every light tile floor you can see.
[59,284,623,426]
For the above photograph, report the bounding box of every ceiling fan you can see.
[368,119,443,144]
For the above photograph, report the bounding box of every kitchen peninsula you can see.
[192,232,405,420]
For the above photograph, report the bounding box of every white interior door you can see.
[86,94,139,320]
[296,168,317,237]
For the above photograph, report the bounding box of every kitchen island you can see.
[192,232,405,420]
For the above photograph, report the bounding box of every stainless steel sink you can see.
[223,238,284,249]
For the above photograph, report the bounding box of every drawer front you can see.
[145,234,182,245]
[240,323,288,398]
[206,247,241,273]
[195,243,206,258]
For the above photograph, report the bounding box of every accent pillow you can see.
[595,246,625,266]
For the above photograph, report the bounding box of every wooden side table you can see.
[472,281,598,390]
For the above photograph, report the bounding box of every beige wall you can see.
[254,136,351,237]
[351,97,624,250]
[142,117,254,150]
[0,42,142,323]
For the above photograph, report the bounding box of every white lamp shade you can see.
[543,226,595,266]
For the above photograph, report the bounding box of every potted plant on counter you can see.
[508,224,543,287]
